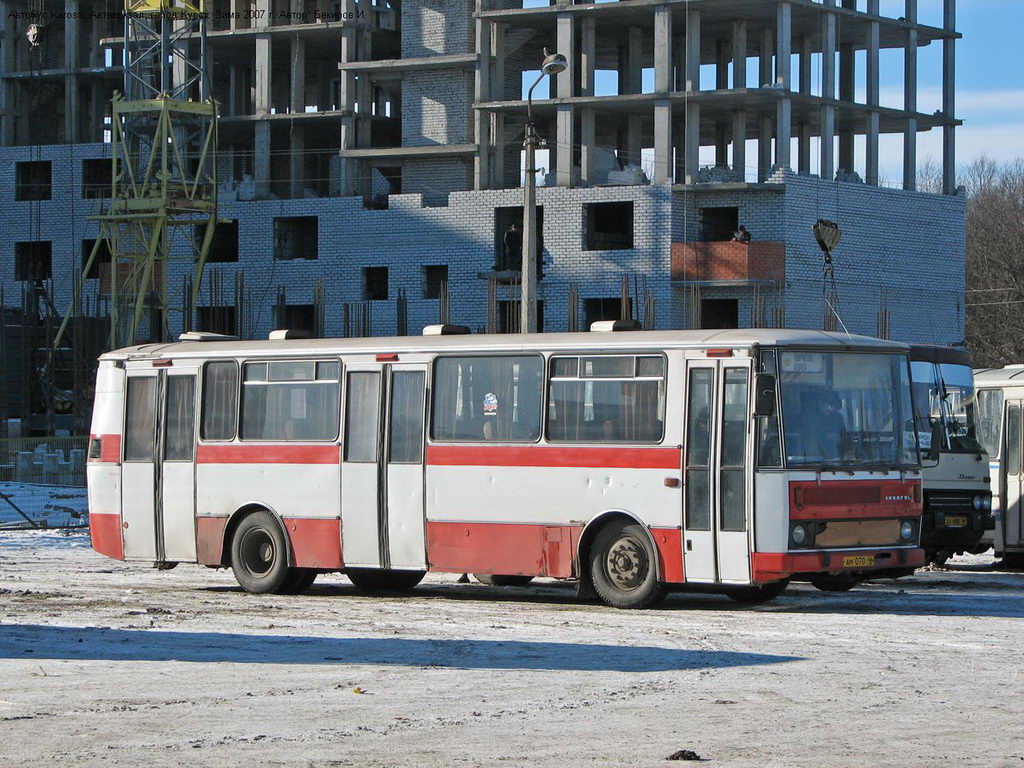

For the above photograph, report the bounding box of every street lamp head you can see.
[540,48,568,76]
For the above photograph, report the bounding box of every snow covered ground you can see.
[0,484,88,529]
[1,531,1023,767]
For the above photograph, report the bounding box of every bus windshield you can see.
[911,361,984,455]
[777,350,918,468]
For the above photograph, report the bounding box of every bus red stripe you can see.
[89,512,124,560]
[426,445,681,469]
[196,444,340,464]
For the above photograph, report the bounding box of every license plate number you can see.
[944,515,968,527]
[842,555,875,568]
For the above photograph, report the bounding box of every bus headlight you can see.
[982,495,992,511]
[791,524,808,547]
[900,521,915,541]
[972,495,984,510]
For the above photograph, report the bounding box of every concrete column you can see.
[231,0,243,30]
[758,115,772,182]
[654,101,673,184]
[255,25,272,197]
[490,22,506,188]
[654,6,673,183]
[338,0,358,196]
[580,108,596,184]
[64,0,80,142]
[838,0,856,173]
[865,0,880,185]
[556,13,574,187]
[942,0,956,194]
[474,16,492,190]
[732,109,747,179]
[580,17,596,97]
[684,102,700,184]
[759,28,772,87]
[685,7,700,92]
[732,19,747,89]
[655,6,673,93]
[797,35,812,174]
[903,0,918,190]
[627,26,643,93]
[775,2,791,170]
[715,39,728,90]
[821,3,836,181]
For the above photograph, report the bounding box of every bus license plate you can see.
[842,555,875,568]
[944,515,968,527]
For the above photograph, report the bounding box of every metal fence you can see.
[0,437,89,529]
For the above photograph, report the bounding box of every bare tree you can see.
[964,156,1024,367]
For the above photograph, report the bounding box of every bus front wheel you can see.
[230,510,291,594]
[589,522,667,609]
[725,579,790,604]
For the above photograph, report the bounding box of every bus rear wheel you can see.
[725,579,790,604]
[346,569,426,592]
[230,511,291,594]
[474,574,534,587]
[589,522,666,609]
[279,568,318,594]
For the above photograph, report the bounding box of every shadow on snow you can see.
[0,624,801,671]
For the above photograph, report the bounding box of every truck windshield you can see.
[778,351,918,468]
[911,361,984,455]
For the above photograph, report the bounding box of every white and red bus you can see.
[86,325,924,608]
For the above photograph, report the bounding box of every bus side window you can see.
[201,361,239,441]
[345,372,381,462]
[1007,404,1021,476]
[124,377,157,461]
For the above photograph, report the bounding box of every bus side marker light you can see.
[123,521,129,529]
[664,477,680,488]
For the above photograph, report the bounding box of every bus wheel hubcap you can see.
[606,537,647,590]
[242,531,275,576]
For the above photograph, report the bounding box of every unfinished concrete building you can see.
[1,0,965,359]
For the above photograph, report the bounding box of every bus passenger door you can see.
[682,363,717,582]
[715,363,752,583]
[160,370,198,562]
[121,370,159,560]
[1003,401,1023,549]
[341,364,428,570]
[682,360,753,583]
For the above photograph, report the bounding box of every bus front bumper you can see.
[752,548,925,583]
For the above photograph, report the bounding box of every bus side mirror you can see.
[754,374,777,418]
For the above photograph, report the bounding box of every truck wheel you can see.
[474,574,534,587]
[726,579,790,604]
[589,521,666,609]
[230,510,291,594]
[346,569,426,592]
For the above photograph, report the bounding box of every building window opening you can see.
[82,159,112,199]
[16,161,52,201]
[364,267,388,300]
[584,201,633,250]
[197,220,239,263]
[584,297,631,328]
[197,305,237,336]
[700,298,739,329]
[700,207,739,242]
[273,216,318,260]
[81,239,113,279]
[423,265,448,299]
[274,303,315,335]
[494,205,543,273]
[15,241,52,280]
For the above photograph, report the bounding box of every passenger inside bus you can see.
[804,393,848,461]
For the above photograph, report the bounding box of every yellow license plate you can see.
[944,515,968,527]
[842,555,875,568]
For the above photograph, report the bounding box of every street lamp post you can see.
[520,48,567,334]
